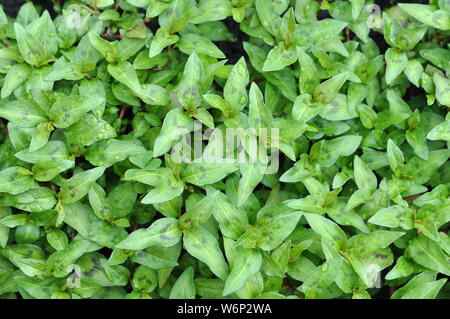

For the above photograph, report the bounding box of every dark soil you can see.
[216,17,249,64]
[0,0,54,17]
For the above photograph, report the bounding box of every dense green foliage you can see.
[0,0,449,299]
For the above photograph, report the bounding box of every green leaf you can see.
[12,187,57,213]
[0,99,48,128]
[405,149,449,185]
[178,33,225,59]
[302,257,343,299]
[14,23,46,67]
[107,60,141,93]
[303,213,347,249]
[223,247,262,296]
[179,191,217,229]
[243,41,268,73]
[280,7,296,45]
[190,0,232,24]
[46,229,69,251]
[0,167,34,195]
[1,63,32,99]
[315,72,349,104]
[88,183,116,220]
[406,128,429,160]
[211,191,248,240]
[237,161,265,208]
[29,122,53,152]
[49,95,105,129]
[149,27,179,58]
[408,235,450,276]
[116,217,181,250]
[169,266,196,299]
[400,278,448,299]
[327,200,370,234]
[177,52,204,109]
[0,48,24,62]
[16,2,38,26]
[391,272,446,299]
[73,34,102,71]
[0,207,11,248]
[141,177,184,205]
[224,57,249,113]
[294,0,319,24]
[181,163,238,186]
[264,68,297,102]
[348,230,405,259]
[0,244,47,277]
[123,168,170,186]
[368,205,414,230]
[131,265,157,293]
[353,155,377,193]
[159,0,190,33]
[350,0,364,20]
[293,19,347,46]
[238,207,301,251]
[130,244,181,269]
[137,83,169,106]
[297,48,319,95]
[385,48,407,85]
[387,139,405,177]
[153,108,194,157]
[433,73,450,106]
[192,108,214,128]
[59,167,106,204]
[32,160,74,182]
[385,256,414,280]
[88,31,117,64]
[404,59,423,88]
[262,43,297,72]
[313,135,362,167]
[203,93,233,117]
[414,185,448,207]
[85,139,146,167]
[183,226,229,280]
[420,48,450,70]
[254,0,282,38]
[427,119,450,142]
[201,59,227,93]
[398,3,450,30]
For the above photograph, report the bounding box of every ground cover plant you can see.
[0,0,448,299]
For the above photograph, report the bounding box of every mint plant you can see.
[0,0,448,299]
